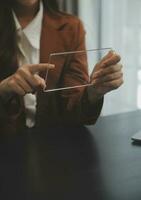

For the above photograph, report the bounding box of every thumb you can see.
[34,74,46,89]
[101,50,115,63]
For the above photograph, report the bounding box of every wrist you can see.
[0,81,13,104]
[87,85,103,104]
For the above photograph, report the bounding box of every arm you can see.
[59,18,123,125]
[58,18,104,125]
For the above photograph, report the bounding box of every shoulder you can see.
[59,12,85,32]
[59,12,83,26]
[44,11,85,32]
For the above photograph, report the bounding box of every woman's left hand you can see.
[88,50,123,102]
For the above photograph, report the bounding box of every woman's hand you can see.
[0,63,54,97]
[88,50,123,102]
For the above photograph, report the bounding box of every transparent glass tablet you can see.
[43,48,112,92]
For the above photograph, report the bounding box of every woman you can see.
[0,0,123,134]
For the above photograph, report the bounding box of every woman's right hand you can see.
[0,63,54,97]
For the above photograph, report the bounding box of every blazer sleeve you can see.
[0,93,24,134]
[59,18,103,125]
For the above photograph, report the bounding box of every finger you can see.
[103,78,124,90]
[14,84,26,96]
[100,50,114,62]
[29,63,55,74]
[92,64,123,79]
[93,71,123,84]
[18,68,43,90]
[102,53,121,67]
[91,51,116,78]
[33,74,46,89]
[95,50,114,69]
[14,74,33,93]
[8,80,26,96]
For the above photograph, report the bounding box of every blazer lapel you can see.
[40,12,68,89]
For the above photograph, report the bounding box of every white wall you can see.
[78,0,100,49]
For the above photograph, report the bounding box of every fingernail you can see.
[49,64,55,68]
[109,50,116,55]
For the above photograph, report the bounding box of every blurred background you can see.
[58,0,141,116]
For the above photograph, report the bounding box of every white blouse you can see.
[13,1,43,128]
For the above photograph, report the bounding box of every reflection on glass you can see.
[43,48,111,92]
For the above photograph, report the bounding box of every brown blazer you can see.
[0,11,103,135]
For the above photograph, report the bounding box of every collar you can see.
[13,0,43,49]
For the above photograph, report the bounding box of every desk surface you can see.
[1,111,141,200]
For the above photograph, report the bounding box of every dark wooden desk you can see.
[1,111,141,200]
